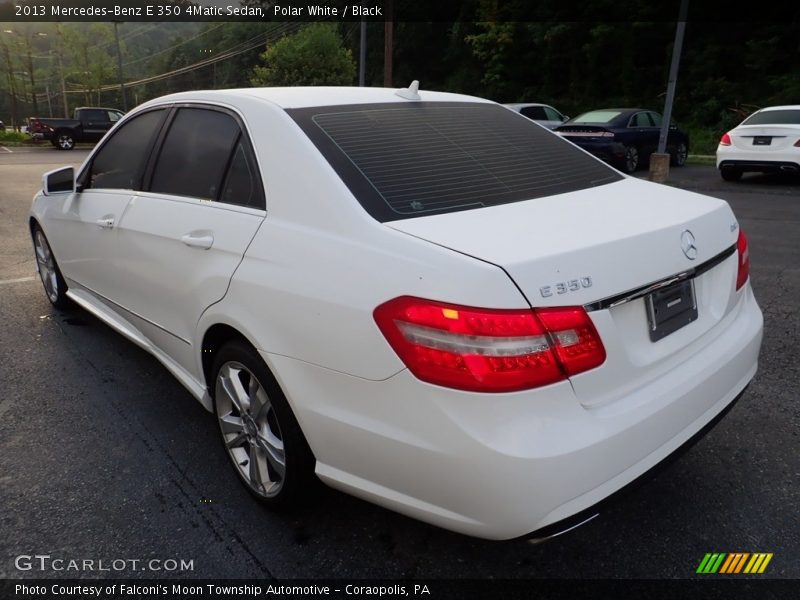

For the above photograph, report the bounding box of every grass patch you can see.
[686,155,716,166]
[0,130,30,143]
[685,126,722,155]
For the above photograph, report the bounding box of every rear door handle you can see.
[95,216,114,229]
[181,231,214,250]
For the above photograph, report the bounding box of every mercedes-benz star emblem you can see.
[681,229,698,260]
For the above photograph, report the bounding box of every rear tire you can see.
[621,145,639,173]
[720,166,743,181]
[212,340,316,508]
[671,142,688,167]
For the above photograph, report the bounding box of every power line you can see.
[62,23,304,95]
[122,23,226,67]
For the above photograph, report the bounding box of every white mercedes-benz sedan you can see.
[717,105,800,181]
[30,86,763,540]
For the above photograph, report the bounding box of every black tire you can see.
[31,223,71,309]
[720,166,743,182]
[671,142,688,167]
[621,145,640,173]
[211,340,316,508]
[54,130,75,151]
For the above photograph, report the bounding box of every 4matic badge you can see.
[540,277,593,298]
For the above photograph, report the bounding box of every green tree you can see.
[250,24,355,87]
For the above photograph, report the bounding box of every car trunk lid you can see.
[387,177,742,407]
[731,124,800,151]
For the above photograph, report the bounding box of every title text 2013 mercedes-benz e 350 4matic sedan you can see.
[30,85,762,540]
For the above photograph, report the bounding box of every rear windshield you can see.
[571,110,622,124]
[742,109,800,125]
[288,102,621,222]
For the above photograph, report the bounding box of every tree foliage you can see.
[250,24,356,87]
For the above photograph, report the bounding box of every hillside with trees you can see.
[1,7,798,153]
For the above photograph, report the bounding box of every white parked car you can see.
[717,105,800,181]
[30,86,762,540]
[504,102,569,129]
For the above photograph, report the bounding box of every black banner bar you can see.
[1,579,797,600]
[2,0,800,23]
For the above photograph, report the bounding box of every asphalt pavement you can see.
[0,148,798,580]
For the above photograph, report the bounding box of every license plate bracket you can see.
[753,136,772,146]
[645,279,698,342]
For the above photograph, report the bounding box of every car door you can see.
[41,108,168,299]
[628,111,658,157]
[81,109,113,142]
[542,106,567,130]
[108,105,265,369]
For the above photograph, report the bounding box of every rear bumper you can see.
[263,286,763,540]
[561,138,625,164]
[716,144,800,171]
[718,159,800,173]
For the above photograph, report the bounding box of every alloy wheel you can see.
[57,134,74,150]
[215,361,286,497]
[34,230,59,303]
[625,146,639,172]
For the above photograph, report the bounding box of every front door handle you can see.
[95,216,114,229]
[181,231,214,250]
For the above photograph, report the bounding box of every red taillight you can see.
[794,139,800,147]
[720,132,732,146]
[374,296,605,392]
[736,229,750,290]
[536,307,607,376]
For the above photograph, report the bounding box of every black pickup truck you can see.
[28,107,124,150]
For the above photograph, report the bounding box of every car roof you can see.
[583,108,650,114]
[504,103,552,109]
[75,106,123,111]
[139,87,494,110]
[757,105,800,111]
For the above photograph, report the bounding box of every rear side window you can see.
[629,113,652,127]
[289,102,621,222]
[81,109,107,122]
[520,106,547,120]
[87,109,166,190]
[742,109,800,125]
[543,106,563,121]
[150,108,240,200]
[220,140,264,209]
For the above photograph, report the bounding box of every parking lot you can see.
[0,147,798,580]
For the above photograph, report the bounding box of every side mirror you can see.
[562,115,570,121]
[42,167,75,196]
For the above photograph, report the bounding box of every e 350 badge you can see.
[540,277,593,298]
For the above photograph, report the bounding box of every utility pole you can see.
[113,21,127,111]
[55,25,69,117]
[649,0,689,182]
[383,0,393,87]
[24,33,38,115]
[45,83,52,117]
[358,3,366,86]
[1,38,19,129]
[657,0,689,154]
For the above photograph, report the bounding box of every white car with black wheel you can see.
[30,85,762,540]
[717,105,800,181]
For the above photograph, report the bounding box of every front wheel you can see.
[55,131,75,150]
[212,341,316,508]
[621,145,639,173]
[32,224,71,309]
[671,142,688,167]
